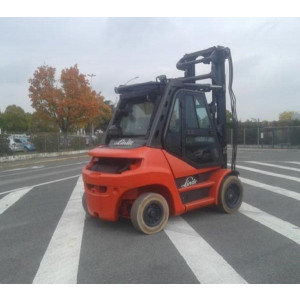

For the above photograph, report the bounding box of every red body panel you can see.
[82,146,232,222]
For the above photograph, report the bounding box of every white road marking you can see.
[1,165,44,173]
[240,177,300,202]
[0,175,80,196]
[1,167,29,172]
[240,176,300,245]
[164,216,247,284]
[32,165,44,169]
[285,161,300,165]
[245,161,300,172]
[33,176,85,284]
[0,161,87,178]
[0,187,33,215]
[240,202,300,246]
[236,164,300,183]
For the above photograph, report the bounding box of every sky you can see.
[0,17,300,121]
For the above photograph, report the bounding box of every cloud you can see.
[0,18,300,120]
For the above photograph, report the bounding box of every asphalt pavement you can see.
[0,148,300,283]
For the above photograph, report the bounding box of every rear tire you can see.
[131,193,169,235]
[218,175,243,213]
[82,193,92,217]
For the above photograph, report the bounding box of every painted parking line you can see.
[33,176,85,284]
[0,175,80,196]
[1,167,33,173]
[0,187,33,215]
[236,165,300,183]
[240,177,300,202]
[240,202,300,246]
[285,161,300,165]
[164,216,247,284]
[245,161,300,172]
[0,161,87,179]
[239,176,300,246]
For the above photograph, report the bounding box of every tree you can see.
[29,64,101,136]
[28,111,59,133]
[2,105,29,133]
[226,110,233,128]
[0,110,3,133]
[279,111,294,122]
[96,96,112,131]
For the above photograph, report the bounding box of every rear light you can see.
[87,184,107,194]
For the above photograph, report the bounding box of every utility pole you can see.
[87,74,96,138]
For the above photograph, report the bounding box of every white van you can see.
[8,136,24,152]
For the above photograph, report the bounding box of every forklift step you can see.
[185,197,215,212]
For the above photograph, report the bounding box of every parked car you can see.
[19,137,36,151]
[8,137,24,152]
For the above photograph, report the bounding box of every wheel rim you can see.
[143,202,163,227]
[225,183,240,208]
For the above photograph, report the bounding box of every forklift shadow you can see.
[83,214,144,236]
[83,206,234,236]
[183,205,238,219]
[183,205,242,226]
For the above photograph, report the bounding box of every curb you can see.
[0,150,89,163]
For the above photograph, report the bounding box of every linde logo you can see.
[181,176,197,188]
[114,139,134,146]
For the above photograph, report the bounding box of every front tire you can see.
[218,175,243,213]
[131,193,169,235]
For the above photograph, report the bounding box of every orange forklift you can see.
[82,46,242,234]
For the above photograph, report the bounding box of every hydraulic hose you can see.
[227,50,238,170]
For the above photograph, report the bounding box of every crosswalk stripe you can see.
[164,216,247,284]
[0,187,33,215]
[0,161,87,179]
[245,161,300,172]
[0,175,79,196]
[240,176,300,245]
[240,177,300,202]
[285,161,300,165]
[33,176,85,284]
[236,164,300,183]
[240,202,300,246]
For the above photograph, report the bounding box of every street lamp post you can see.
[87,74,96,88]
[87,74,96,137]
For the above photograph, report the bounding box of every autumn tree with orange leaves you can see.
[28,64,110,136]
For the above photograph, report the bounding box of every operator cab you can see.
[104,46,238,171]
[104,51,230,170]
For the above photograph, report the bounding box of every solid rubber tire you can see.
[218,175,243,213]
[82,193,92,217]
[131,193,169,235]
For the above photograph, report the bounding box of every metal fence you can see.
[1,126,300,157]
[0,133,103,157]
[227,126,300,148]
